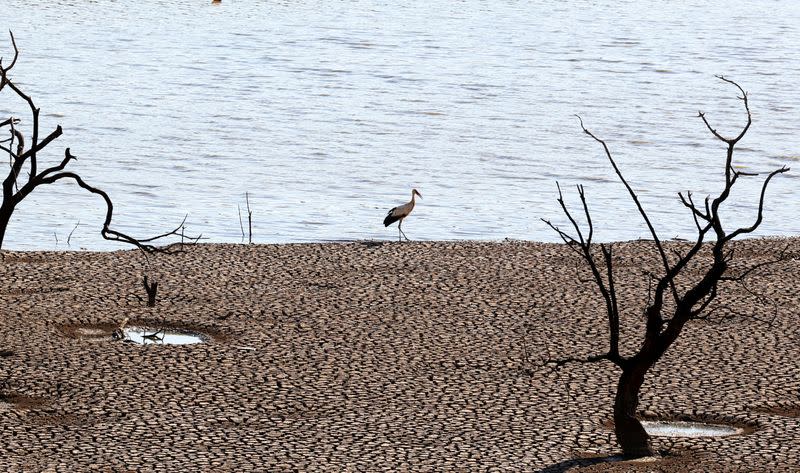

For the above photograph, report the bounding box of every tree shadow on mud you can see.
[536,455,625,473]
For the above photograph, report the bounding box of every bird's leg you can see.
[399,219,410,242]
[397,220,402,242]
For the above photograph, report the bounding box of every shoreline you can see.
[1,238,799,470]
[2,232,799,253]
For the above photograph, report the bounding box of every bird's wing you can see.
[383,207,401,227]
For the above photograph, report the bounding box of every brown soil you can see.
[1,238,799,471]
[0,392,48,410]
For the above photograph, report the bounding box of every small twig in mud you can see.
[142,328,165,342]
[143,275,158,307]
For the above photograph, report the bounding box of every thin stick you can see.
[237,204,245,242]
[67,220,79,246]
[245,192,253,244]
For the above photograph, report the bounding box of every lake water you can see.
[2,1,799,250]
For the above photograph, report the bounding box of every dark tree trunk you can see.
[613,361,654,458]
[0,204,12,250]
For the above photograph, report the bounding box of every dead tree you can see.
[542,77,789,458]
[0,33,187,251]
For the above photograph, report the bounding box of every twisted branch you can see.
[0,32,193,252]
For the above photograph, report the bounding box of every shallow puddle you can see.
[641,420,742,438]
[123,327,205,345]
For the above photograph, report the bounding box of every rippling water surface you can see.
[2,1,799,250]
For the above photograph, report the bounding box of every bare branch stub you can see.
[541,78,789,458]
[0,33,196,252]
[143,275,158,307]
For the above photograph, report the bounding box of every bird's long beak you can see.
[414,190,422,199]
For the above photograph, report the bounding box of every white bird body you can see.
[385,199,415,222]
[384,189,421,241]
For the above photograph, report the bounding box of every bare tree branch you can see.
[0,33,194,252]
[576,115,679,304]
[34,172,176,252]
[723,166,790,242]
[0,31,19,75]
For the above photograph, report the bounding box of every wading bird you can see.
[383,189,422,241]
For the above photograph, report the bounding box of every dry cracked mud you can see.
[1,238,799,471]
